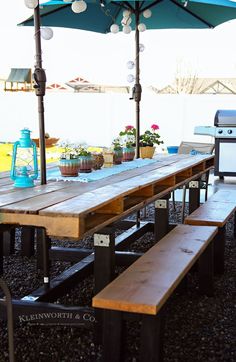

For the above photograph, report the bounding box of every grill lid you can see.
[214,110,236,127]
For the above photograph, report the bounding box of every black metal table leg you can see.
[21,226,35,257]
[0,226,3,276]
[189,180,200,215]
[94,229,116,344]
[154,195,169,242]
[3,229,15,256]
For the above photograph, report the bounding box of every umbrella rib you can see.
[111,1,135,12]
[171,0,213,28]
[142,0,164,13]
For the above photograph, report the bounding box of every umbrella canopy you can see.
[20,0,236,159]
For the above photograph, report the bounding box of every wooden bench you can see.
[184,190,236,274]
[92,224,218,362]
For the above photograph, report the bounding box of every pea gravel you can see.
[0,202,235,361]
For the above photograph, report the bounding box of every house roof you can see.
[152,78,236,94]
[5,68,32,83]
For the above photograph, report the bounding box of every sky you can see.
[1,1,236,87]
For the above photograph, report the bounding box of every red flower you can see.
[125,125,134,131]
[151,124,159,131]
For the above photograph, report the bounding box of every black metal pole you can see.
[34,5,47,185]
[135,2,141,159]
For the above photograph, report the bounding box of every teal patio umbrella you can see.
[20,0,236,160]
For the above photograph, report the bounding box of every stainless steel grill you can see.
[194,110,236,178]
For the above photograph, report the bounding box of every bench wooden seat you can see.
[184,191,236,274]
[92,224,217,362]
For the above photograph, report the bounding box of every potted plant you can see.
[77,146,93,173]
[92,151,104,170]
[119,125,136,161]
[139,124,164,159]
[112,137,123,164]
[58,140,80,176]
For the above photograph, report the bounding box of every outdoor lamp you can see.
[71,0,87,13]
[110,24,119,34]
[138,23,146,32]
[123,10,131,18]
[143,9,152,18]
[41,27,54,40]
[24,0,38,9]
[10,129,38,188]
[127,74,135,83]
[123,25,132,34]
[127,61,135,70]
[139,43,145,52]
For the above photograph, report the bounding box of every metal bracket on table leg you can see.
[189,179,200,215]
[154,198,169,242]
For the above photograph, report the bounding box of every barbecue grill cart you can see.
[194,110,236,178]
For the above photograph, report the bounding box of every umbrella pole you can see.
[34,5,47,185]
[134,1,142,159]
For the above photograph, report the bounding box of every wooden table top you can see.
[0,154,214,239]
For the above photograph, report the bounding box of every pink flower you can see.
[125,125,134,131]
[151,124,159,131]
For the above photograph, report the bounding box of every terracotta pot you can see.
[59,158,79,176]
[32,137,59,148]
[122,147,135,162]
[113,149,123,164]
[79,155,93,173]
[92,153,104,170]
[140,146,155,159]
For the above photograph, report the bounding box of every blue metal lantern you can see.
[10,128,38,188]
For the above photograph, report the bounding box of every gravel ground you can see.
[0,202,235,362]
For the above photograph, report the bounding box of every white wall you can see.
[1,91,236,147]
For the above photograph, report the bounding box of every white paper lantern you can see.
[127,74,135,83]
[143,9,152,18]
[127,61,135,70]
[110,24,119,34]
[121,17,132,26]
[138,23,146,32]
[41,27,54,40]
[71,0,87,13]
[123,10,131,18]
[139,43,145,52]
[24,0,38,9]
[123,25,132,34]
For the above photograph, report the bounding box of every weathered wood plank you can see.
[185,201,235,227]
[92,225,218,314]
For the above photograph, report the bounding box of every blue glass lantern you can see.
[10,128,38,188]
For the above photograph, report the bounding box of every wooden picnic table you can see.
[0,154,214,240]
[0,153,215,344]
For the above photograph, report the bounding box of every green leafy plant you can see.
[112,137,123,151]
[77,145,92,157]
[119,125,136,148]
[139,124,163,147]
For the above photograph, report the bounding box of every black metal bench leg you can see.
[94,229,115,344]
[154,195,169,242]
[213,226,225,275]
[234,211,236,238]
[102,310,123,362]
[21,226,35,257]
[198,241,214,296]
[3,229,15,256]
[140,312,165,362]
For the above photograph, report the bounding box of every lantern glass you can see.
[10,129,38,188]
